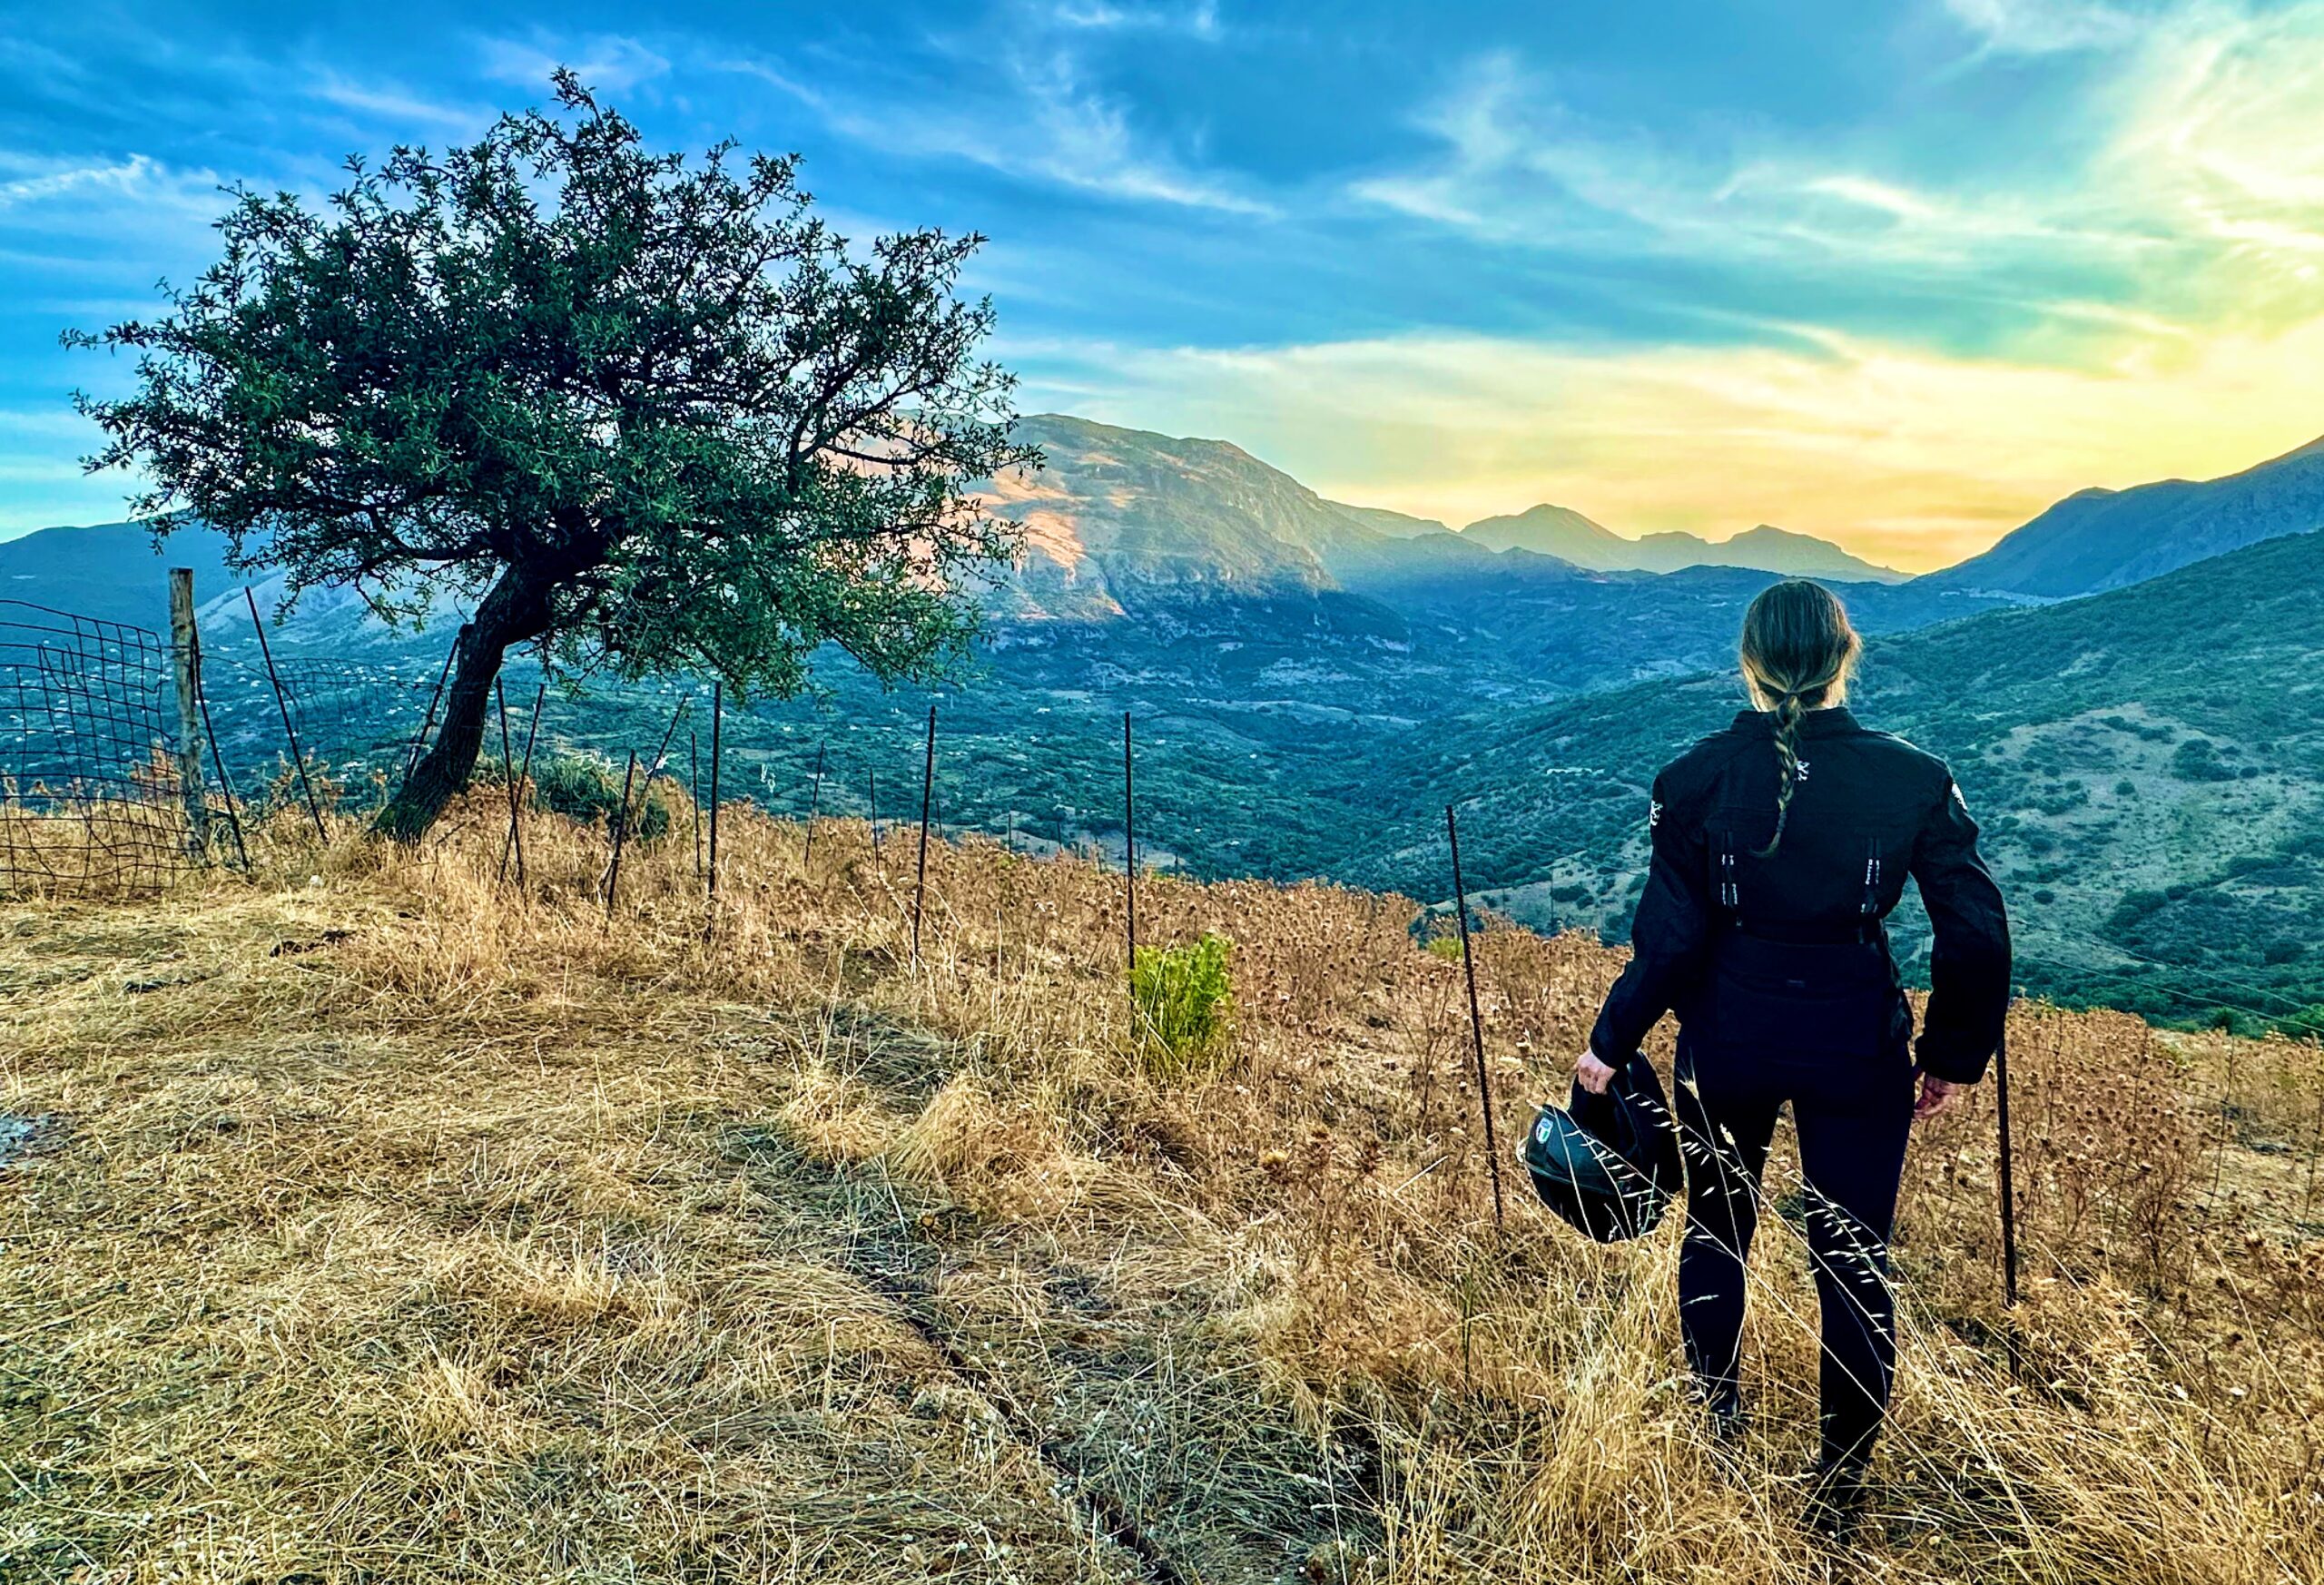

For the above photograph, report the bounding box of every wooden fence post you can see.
[167,569,210,861]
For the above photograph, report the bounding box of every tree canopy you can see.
[74,71,1039,837]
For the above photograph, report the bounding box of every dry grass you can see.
[0,790,2319,1583]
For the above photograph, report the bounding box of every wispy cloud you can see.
[1048,0,1223,38]
[0,152,225,226]
[1353,49,2159,273]
[477,32,671,94]
[304,72,489,134]
[1355,3,2324,353]
[721,44,1272,215]
[1944,0,2143,56]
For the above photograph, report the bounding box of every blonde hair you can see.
[1738,580,1862,857]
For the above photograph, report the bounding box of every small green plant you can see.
[1424,933,1466,962]
[527,751,675,840]
[1131,933,1236,1078]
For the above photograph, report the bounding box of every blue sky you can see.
[5,0,2324,567]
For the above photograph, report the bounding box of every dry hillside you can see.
[1,794,2319,1584]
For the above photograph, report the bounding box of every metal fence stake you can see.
[1996,1019,2020,1310]
[704,682,723,936]
[402,628,464,792]
[604,749,639,921]
[1447,803,1507,1234]
[912,704,935,966]
[803,741,826,864]
[497,682,544,887]
[495,679,525,892]
[243,586,328,843]
[1124,710,1137,997]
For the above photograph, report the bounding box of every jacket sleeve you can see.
[1590,769,1711,1060]
[1910,773,2012,1083]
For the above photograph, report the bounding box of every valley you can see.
[5,413,2323,1038]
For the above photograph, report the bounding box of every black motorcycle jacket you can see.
[1589,706,2011,1084]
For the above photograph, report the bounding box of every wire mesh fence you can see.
[201,651,445,816]
[0,601,191,895]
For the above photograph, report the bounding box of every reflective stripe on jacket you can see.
[1588,705,2012,1084]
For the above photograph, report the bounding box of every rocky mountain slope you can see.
[1928,433,2324,597]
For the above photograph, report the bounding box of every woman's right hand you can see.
[1914,1073,1962,1119]
[1576,1048,1618,1096]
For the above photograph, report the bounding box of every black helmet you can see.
[1520,1051,1684,1243]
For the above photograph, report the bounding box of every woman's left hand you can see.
[1576,1048,1618,1096]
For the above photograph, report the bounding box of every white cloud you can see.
[305,73,487,134]
[477,33,671,94]
[0,154,162,209]
[1945,0,2142,55]
[1352,49,2174,274]
[0,153,224,227]
[1048,0,1223,38]
[721,46,1271,216]
[1355,5,2324,326]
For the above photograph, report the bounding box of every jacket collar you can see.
[1730,705,1860,738]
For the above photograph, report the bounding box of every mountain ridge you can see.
[1927,431,2324,598]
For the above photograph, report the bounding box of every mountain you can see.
[1459,504,1906,581]
[1458,502,1620,565]
[1929,433,2324,598]
[980,415,1990,704]
[1633,524,1908,583]
[0,519,241,632]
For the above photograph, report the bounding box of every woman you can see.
[1576,579,2009,1532]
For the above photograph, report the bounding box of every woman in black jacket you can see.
[1577,579,2010,1530]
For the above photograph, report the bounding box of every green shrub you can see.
[1131,933,1236,1078]
[2169,738,2238,783]
[528,750,675,840]
[1424,933,1466,961]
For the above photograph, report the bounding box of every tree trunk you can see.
[374,566,549,842]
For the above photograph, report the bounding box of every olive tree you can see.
[74,73,1038,838]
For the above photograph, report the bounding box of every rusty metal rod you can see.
[243,586,326,843]
[1447,803,1507,1233]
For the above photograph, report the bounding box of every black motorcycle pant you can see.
[1673,1039,1915,1471]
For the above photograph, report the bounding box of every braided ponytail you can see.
[1761,688,1809,857]
[1738,581,1861,858]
